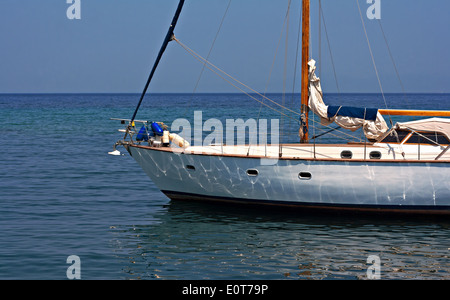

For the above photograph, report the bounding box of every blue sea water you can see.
[0,93,449,280]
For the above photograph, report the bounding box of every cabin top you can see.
[377,118,450,145]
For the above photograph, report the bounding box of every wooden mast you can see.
[300,0,310,143]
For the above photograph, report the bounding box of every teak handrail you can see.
[379,109,450,117]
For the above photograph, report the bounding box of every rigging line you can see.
[404,128,444,148]
[255,0,291,121]
[184,0,232,114]
[173,37,302,117]
[261,0,293,98]
[252,0,291,155]
[283,0,291,105]
[174,37,361,143]
[377,20,405,95]
[174,38,298,122]
[315,0,320,156]
[280,0,291,155]
[375,20,405,144]
[318,0,321,78]
[289,1,302,134]
[311,125,341,139]
[377,19,413,117]
[356,0,393,127]
[180,0,231,144]
[319,1,340,93]
[308,75,366,141]
[130,0,185,123]
[307,116,362,143]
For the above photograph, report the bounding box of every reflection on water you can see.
[110,200,450,280]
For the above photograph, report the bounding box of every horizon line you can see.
[1,92,449,95]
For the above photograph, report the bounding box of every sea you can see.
[0,93,449,280]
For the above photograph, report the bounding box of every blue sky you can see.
[0,0,449,93]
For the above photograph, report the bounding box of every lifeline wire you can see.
[173,37,362,144]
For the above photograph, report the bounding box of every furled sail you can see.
[307,59,389,140]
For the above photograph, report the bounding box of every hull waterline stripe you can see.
[162,190,450,216]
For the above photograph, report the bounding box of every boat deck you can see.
[131,142,450,162]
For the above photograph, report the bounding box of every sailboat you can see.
[111,0,450,215]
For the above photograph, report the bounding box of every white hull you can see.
[107,1,450,216]
[127,144,450,215]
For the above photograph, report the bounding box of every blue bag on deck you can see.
[136,125,152,141]
[151,122,164,136]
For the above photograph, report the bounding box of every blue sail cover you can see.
[327,106,378,121]
[136,125,152,141]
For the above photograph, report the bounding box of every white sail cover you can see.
[307,59,389,140]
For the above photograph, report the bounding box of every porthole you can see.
[246,169,259,176]
[369,151,382,159]
[298,172,312,180]
[186,165,196,171]
[340,150,353,159]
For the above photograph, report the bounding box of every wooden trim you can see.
[129,144,450,164]
[379,109,450,117]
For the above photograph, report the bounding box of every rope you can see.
[173,37,364,144]
[356,0,393,127]
[319,1,340,93]
[180,0,231,144]
[173,37,301,118]
[289,1,302,134]
[250,0,292,155]
[377,19,414,119]
[189,0,231,99]
[280,0,292,156]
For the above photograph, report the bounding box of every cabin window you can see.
[246,169,259,176]
[380,130,410,143]
[369,151,382,159]
[298,172,312,180]
[186,165,196,171]
[340,150,353,159]
[403,131,450,145]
